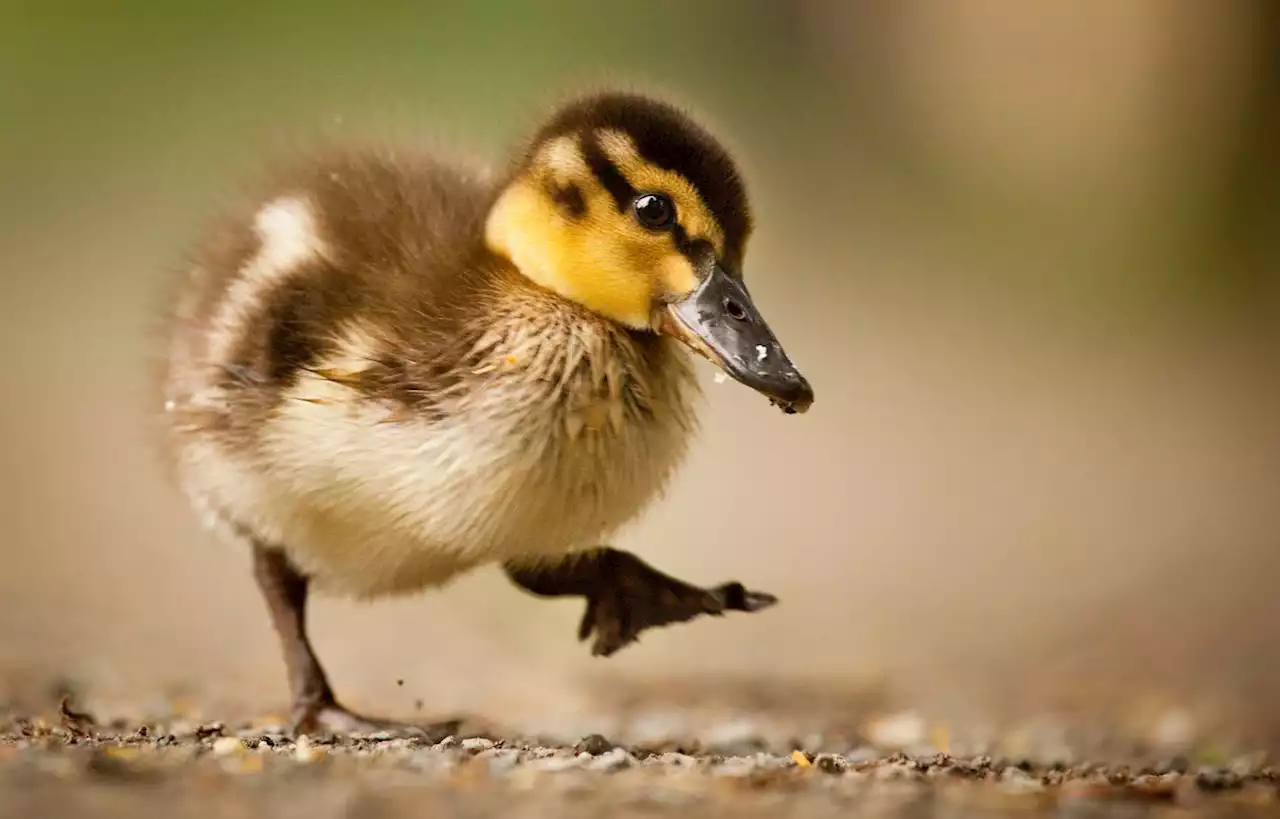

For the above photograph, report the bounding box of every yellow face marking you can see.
[487,177,655,328]
[595,129,725,258]
[658,254,699,300]
[486,129,725,328]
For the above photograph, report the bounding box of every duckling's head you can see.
[485,91,813,414]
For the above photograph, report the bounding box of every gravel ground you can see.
[4,686,1280,819]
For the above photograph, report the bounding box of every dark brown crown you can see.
[527,92,752,268]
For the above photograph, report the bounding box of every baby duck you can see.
[159,91,814,735]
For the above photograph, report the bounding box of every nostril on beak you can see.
[723,298,747,321]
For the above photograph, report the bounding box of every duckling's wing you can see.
[159,145,495,458]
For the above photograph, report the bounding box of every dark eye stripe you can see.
[582,134,635,211]
[550,182,586,218]
[670,222,694,258]
[582,131,716,268]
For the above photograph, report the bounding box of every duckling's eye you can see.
[632,193,675,230]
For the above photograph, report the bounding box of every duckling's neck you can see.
[389,252,689,434]
[481,260,667,379]
[483,181,655,331]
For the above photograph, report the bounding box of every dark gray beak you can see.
[660,264,814,414]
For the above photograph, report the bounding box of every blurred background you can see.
[2,0,1278,750]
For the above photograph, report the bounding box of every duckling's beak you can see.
[660,264,814,414]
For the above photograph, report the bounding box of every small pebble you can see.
[211,737,244,757]
[999,767,1046,794]
[294,735,324,764]
[572,734,615,756]
[586,747,635,772]
[461,737,494,753]
[814,753,848,774]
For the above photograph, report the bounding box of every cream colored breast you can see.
[219,320,700,598]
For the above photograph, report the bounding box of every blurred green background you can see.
[2,1,1278,742]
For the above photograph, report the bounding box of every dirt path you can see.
[4,689,1279,819]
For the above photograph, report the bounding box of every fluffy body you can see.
[161,147,700,598]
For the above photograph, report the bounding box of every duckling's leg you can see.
[504,548,777,658]
[251,543,457,738]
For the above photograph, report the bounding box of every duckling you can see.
[159,90,814,736]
